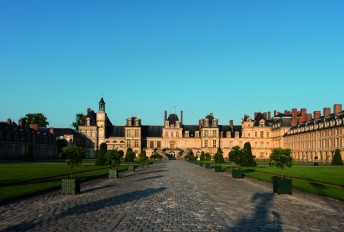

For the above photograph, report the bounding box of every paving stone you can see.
[1,161,344,231]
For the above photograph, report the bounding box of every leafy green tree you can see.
[57,139,68,158]
[71,113,85,131]
[200,151,205,161]
[150,153,163,160]
[136,150,148,162]
[184,150,197,161]
[124,147,136,162]
[331,149,344,165]
[59,144,83,178]
[269,148,293,178]
[228,146,246,169]
[23,113,49,127]
[242,142,256,166]
[95,142,107,166]
[105,149,123,170]
[213,147,225,163]
[204,152,211,161]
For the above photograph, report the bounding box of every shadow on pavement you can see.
[135,175,164,182]
[82,184,115,194]
[137,170,169,175]
[225,193,283,231]
[3,187,166,231]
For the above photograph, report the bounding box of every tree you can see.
[331,149,344,165]
[95,142,107,166]
[136,150,148,162]
[150,152,163,160]
[228,146,246,169]
[59,144,83,178]
[71,113,85,131]
[124,148,136,162]
[204,152,211,161]
[184,150,197,161]
[213,148,225,163]
[23,113,49,127]
[242,142,256,167]
[269,148,293,178]
[200,151,205,161]
[105,149,123,170]
[57,139,68,158]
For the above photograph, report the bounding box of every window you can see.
[176,132,179,138]
[204,140,208,147]
[127,129,131,137]
[86,130,90,137]
[204,130,208,137]
[135,129,139,137]
[149,141,154,148]
[212,131,216,137]
[255,132,257,138]
[92,130,96,138]
[213,140,216,148]
[165,132,168,137]
[260,131,264,138]
[195,131,199,137]
[86,118,90,126]
[235,132,239,138]
[127,139,131,147]
[134,139,139,148]
[157,141,161,148]
[185,131,189,137]
[267,132,269,138]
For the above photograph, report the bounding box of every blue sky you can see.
[1,0,343,128]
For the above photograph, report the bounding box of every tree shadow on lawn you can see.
[226,193,283,231]
[2,187,166,232]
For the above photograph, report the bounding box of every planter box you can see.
[272,176,292,194]
[108,169,118,179]
[232,169,244,179]
[214,165,222,172]
[314,162,319,166]
[61,178,80,195]
[205,163,211,169]
[128,164,136,172]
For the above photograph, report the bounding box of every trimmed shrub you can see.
[213,148,225,163]
[124,148,136,162]
[242,142,256,167]
[95,142,107,166]
[331,149,343,165]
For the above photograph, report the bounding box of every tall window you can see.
[165,132,168,137]
[157,141,161,148]
[212,130,216,137]
[260,131,264,138]
[134,139,139,147]
[255,132,257,138]
[92,130,96,138]
[149,141,154,148]
[204,140,208,148]
[127,139,131,148]
[213,140,216,148]
[135,129,139,137]
[127,129,131,137]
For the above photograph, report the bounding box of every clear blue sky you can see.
[1,0,343,128]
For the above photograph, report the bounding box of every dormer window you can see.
[86,118,90,126]
[235,131,239,138]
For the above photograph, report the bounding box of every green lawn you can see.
[0,163,128,204]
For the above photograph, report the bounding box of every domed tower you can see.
[162,110,183,149]
[96,97,106,146]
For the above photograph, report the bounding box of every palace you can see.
[78,98,344,162]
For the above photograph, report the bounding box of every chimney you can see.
[180,111,183,125]
[164,111,167,121]
[49,127,54,135]
[254,112,258,119]
[292,108,298,126]
[230,120,234,131]
[198,119,203,130]
[268,111,271,119]
[7,118,12,125]
[323,107,331,117]
[274,110,277,117]
[306,114,312,121]
[30,124,39,131]
[301,108,307,122]
[262,112,267,120]
[334,104,342,114]
[314,111,321,120]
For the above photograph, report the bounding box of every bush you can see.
[213,148,225,163]
[184,150,197,161]
[228,146,246,169]
[204,152,211,161]
[105,149,123,169]
[150,153,163,160]
[59,144,83,178]
[136,150,148,162]
[242,142,256,167]
[95,142,107,166]
[269,148,293,178]
[200,152,205,161]
[56,139,68,158]
[124,148,136,162]
[331,149,344,165]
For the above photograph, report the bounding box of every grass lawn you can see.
[0,164,128,204]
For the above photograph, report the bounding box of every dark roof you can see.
[99,97,105,104]
[80,110,97,126]
[107,126,125,137]
[52,128,79,136]
[272,116,292,128]
[182,125,199,137]
[167,114,179,125]
[142,126,163,137]
[254,113,272,127]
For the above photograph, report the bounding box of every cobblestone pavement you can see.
[1,161,344,231]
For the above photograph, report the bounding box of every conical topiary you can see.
[331,149,343,165]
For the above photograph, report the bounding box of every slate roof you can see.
[167,114,179,125]
[107,126,125,137]
[182,125,199,137]
[80,110,97,126]
[253,113,273,127]
[142,126,163,137]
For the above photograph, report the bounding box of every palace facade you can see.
[78,98,344,162]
